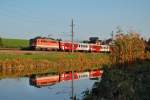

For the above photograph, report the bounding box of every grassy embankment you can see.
[0,52,111,78]
[0,38,29,49]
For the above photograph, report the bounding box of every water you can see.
[0,77,97,100]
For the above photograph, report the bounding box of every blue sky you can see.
[0,0,150,40]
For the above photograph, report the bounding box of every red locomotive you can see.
[30,37,59,51]
[29,37,111,52]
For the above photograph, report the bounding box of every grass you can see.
[0,52,111,78]
[0,52,110,61]
[1,38,29,48]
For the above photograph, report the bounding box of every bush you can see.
[111,33,145,66]
[83,61,150,100]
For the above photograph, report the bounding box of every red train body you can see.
[30,37,111,52]
[90,44,101,52]
[59,41,78,51]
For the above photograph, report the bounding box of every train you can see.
[30,37,111,52]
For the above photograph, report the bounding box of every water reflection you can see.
[29,70,103,88]
[0,70,103,100]
[29,74,60,88]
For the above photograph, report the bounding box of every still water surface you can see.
[0,78,97,100]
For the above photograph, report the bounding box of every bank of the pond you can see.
[0,51,111,78]
[83,60,150,100]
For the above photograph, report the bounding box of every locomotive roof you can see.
[31,37,59,41]
[35,37,55,40]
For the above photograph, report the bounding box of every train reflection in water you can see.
[29,70,103,88]
[29,74,60,88]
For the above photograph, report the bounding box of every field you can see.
[0,38,29,49]
[0,50,111,78]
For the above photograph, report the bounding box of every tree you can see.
[145,38,150,52]
[0,36,3,47]
[147,38,150,46]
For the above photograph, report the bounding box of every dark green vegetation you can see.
[145,38,150,52]
[0,37,3,47]
[0,38,29,49]
[83,61,150,100]
[83,32,150,100]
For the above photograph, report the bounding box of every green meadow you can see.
[1,38,29,48]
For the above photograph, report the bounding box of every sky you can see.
[0,0,150,40]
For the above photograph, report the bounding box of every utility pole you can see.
[71,70,74,100]
[111,31,114,40]
[71,19,74,53]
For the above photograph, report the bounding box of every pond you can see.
[0,75,100,100]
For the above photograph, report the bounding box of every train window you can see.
[45,40,47,42]
[78,44,88,48]
[49,41,56,43]
[41,40,44,42]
